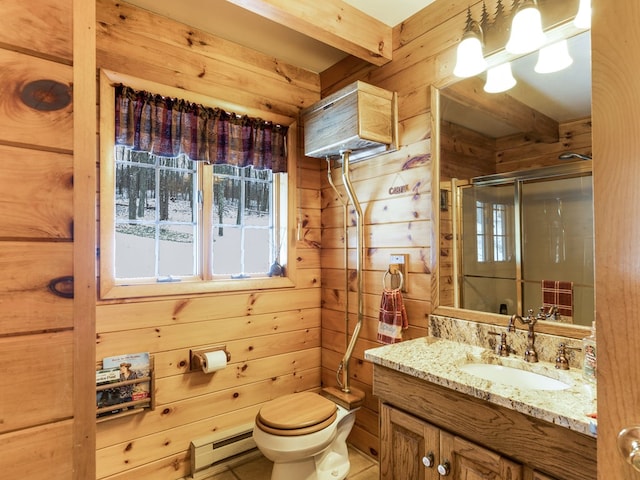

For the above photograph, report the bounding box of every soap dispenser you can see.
[582,321,597,382]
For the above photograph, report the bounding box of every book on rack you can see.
[97,352,150,414]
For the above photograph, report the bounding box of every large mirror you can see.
[435,30,594,328]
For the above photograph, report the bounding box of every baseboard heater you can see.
[189,423,257,479]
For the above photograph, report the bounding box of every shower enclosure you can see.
[452,163,594,326]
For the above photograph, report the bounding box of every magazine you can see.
[98,352,150,412]
[96,367,122,413]
[96,367,120,385]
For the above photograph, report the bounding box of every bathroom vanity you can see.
[365,337,597,480]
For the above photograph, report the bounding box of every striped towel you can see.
[377,288,409,344]
[542,280,573,319]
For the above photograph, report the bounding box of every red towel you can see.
[542,280,573,318]
[377,288,409,344]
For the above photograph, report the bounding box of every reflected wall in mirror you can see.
[437,30,594,327]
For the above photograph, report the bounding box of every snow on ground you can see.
[114,198,272,278]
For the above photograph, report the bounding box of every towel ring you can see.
[383,270,403,291]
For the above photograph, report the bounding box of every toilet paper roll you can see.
[201,350,228,373]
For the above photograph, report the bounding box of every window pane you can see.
[159,170,195,223]
[244,228,270,273]
[115,223,156,278]
[214,176,240,226]
[493,204,507,262]
[115,164,156,222]
[475,200,485,262]
[212,226,242,274]
[244,173,272,227]
[158,225,196,276]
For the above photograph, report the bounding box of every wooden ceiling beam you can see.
[443,76,559,143]
[224,0,392,66]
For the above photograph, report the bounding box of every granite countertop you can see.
[365,337,598,438]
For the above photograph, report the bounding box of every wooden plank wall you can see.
[94,1,323,478]
[0,0,78,478]
[318,0,592,461]
[496,117,593,172]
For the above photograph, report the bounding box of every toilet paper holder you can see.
[190,345,231,372]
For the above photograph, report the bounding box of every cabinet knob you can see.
[618,426,640,471]
[422,452,435,468]
[437,460,451,476]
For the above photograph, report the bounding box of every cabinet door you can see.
[380,403,440,480]
[440,430,523,480]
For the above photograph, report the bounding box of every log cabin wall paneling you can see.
[94,0,323,478]
[0,0,81,478]
[318,0,592,461]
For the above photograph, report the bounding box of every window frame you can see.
[99,70,297,299]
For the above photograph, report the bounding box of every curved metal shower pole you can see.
[337,150,364,393]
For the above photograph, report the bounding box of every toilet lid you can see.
[256,392,337,436]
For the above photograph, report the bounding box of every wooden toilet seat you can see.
[256,392,338,436]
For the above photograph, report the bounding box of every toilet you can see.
[252,391,360,480]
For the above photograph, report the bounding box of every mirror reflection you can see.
[438,31,594,327]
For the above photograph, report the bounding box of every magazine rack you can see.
[96,356,155,423]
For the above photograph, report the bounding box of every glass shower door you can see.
[520,175,594,324]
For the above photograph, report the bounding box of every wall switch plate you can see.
[387,254,408,292]
[389,254,406,265]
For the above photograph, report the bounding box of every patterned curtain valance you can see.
[114,84,288,173]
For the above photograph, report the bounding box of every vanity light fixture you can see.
[453,0,588,84]
[535,39,574,74]
[484,62,517,93]
[453,7,487,78]
[574,0,591,29]
[505,0,546,54]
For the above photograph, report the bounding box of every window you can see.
[211,165,278,277]
[475,200,512,263]
[100,71,295,299]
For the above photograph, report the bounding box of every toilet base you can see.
[270,442,350,480]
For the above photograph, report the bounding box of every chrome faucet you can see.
[508,309,539,362]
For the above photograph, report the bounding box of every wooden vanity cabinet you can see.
[381,403,522,479]
[374,365,595,480]
[380,404,439,480]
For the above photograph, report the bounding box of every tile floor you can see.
[210,445,379,480]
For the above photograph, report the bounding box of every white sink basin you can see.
[459,363,571,391]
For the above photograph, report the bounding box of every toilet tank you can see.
[301,81,398,161]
